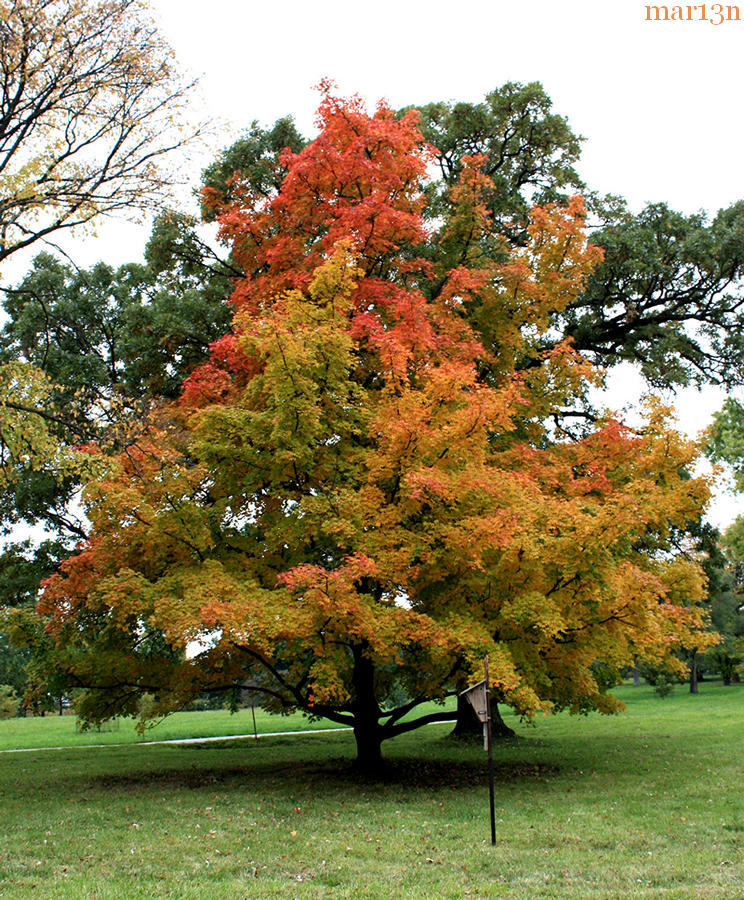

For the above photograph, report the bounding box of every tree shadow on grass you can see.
[88,753,559,794]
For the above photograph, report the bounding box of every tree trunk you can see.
[689,649,699,694]
[350,646,384,773]
[352,716,384,773]
[632,658,641,687]
[451,693,515,739]
[720,656,734,685]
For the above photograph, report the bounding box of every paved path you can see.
[0,721,455,755]
[0,726,351,754]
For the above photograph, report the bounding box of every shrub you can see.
[0,684,20,719]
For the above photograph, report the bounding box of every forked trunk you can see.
[451,693,515,739]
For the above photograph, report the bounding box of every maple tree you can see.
[6,81,743,715]
[13,88,715,769]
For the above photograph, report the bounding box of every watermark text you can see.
[645,4,741,23]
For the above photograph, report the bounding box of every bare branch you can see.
[0,0,202,263]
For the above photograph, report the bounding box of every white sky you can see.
[146,0,744,214]
[12,0,744,527]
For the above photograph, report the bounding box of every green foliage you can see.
[406,86,744,391]
[135,693,157,722]
[409,81,584,243]
[0,360,87,492]
[708,398,744,490]
[0,215,236,638]
[703,523,744,682]
[1,222,234,408]
[200,116,305,220]
[636,660,681,693]
[186,690,229,712]
[0,540,71,609]
[0,630,30,696]
[576,201,744,388]
[0,683,19,719]
[652,674,675,698]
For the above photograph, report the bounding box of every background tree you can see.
[696,407,744,684]
[704,566,744,686]
[200,117,305,222]
[707,398,744,488]
[704,518,744,683]
[0,213,235,518]
[0,630,28,697]
[412,91,744,395]
[0,215,236,697]
[0,683,19,718]
[0,0,205,696]
[0,0,198,264]
[572,201,744,390]
[20,91,715,770]
[407,81,584,251]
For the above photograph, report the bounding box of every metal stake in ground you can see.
[460,656,497,846]
[484,655,496,846]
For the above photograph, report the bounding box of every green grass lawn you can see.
[1,682,743,898]
[0,705,349,751]
[0,699,457,751]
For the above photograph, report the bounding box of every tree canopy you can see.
[5,79,741,589]
[16,89,715,768]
